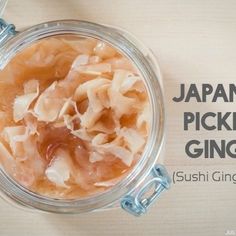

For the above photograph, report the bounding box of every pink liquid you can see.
[0,36,150,199]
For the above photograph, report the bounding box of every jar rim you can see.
[0,19,165,213]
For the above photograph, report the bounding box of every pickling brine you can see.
[0,36,150,199]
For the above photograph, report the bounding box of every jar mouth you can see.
[0,20,165,213]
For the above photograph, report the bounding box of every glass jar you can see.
[0,17,171,216]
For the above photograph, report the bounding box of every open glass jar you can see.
[0,17,170,216]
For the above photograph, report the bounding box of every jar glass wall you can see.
[0,20,167,214]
